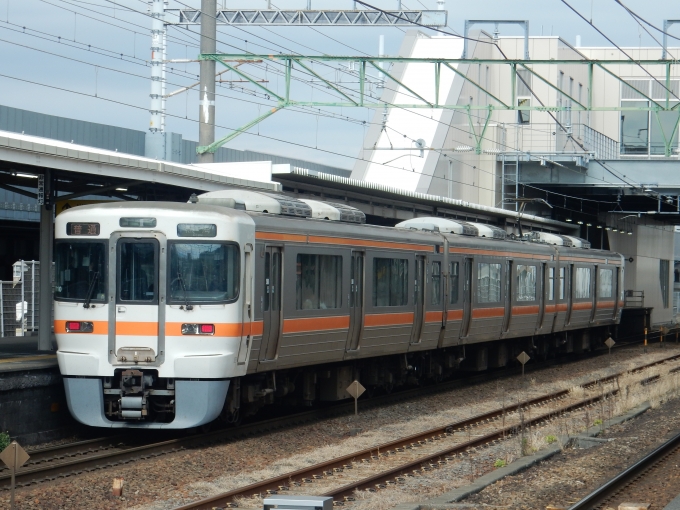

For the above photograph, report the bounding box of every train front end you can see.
[54,202,254,428]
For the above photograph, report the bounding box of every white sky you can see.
[0,0,677,169]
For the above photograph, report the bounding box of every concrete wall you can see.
[607,215,675,325]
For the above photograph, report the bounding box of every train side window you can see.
[477,262,502,303]
[373,257,408,307]
[547,267,555,301]
[431,261,441,306]
[449,261,459,304]
[574,267,591,299]
[558,267,566,300]
[296,254,342,310]
[516,265,537,301]
[599,268,613,298]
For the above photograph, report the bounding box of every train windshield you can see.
[54,242,107,302]
[169,243,239,303]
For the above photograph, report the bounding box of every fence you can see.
[0,260,41,338]
[624,290,645,308]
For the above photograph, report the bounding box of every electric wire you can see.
[15,1,671,212]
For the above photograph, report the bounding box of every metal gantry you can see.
[195,53,680,155]
[164,9,448,27]
[154,4,447,162]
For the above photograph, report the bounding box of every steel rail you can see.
[3,348,676,493]
[172,352,680,510]
[0,350,597,490]
[567,430,680,509]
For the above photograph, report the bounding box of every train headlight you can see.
[181,324,215,335]
[66,321,94,333]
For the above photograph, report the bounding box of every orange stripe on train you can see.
[283,316,350,333]
[364,312,415,327]
[512,305,539,315]
[471,307,505,319]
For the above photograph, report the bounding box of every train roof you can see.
[55,201,621,263]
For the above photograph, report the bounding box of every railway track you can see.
[173,353,680,510]
[2,349,677,494]
[568,428,680,509]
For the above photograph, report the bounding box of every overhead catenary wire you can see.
[19,0,671,210]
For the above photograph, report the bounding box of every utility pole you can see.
[198,0,216,164]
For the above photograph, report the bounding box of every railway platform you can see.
[0,338,74,445]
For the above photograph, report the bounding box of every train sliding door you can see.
[110,233,164,365]
[261,246,282,361]
[461,258,473,338]
[410,255,426,344]
[346,251,365,352]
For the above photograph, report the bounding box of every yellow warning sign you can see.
[55,200,106,215]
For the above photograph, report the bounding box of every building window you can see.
[517,69,531,124]
[660,259,670,308]
[599,268,613,298]
[621,80,680,155]
[449,261,459,304]
[373,258,408,307]
[296,254,342,310]
[574,267,591,299]
[517,265,537,301]
[431,261,441,306]
[477,263,502,303]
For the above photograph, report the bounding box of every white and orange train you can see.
[54,190,624,428]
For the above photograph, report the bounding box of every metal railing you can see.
[497,123,619,159]
[0,260,40,338]
[624,290,645,308]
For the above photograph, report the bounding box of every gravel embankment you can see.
[2,345,678,510]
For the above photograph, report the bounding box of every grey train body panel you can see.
[247,211,622,374]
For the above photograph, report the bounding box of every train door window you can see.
[477,262,502,303]
[373,257,408,307]
[263,252,271,311]
[558,267,566,300]
[516,265,537,301]
[449,261,459,304]
[431,261,441,305]
[296,254,342,310]
[574,267,591,299]
[118,241,157,302]
[547,267,555,301]
[599,268,613,298]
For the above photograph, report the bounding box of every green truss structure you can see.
[196,53,680,156]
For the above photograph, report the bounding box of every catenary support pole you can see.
[198,0,217,163]
[38,169,53,352]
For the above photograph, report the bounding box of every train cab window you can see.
[516,265,537,301]
[169,243,239,303]
[449,261,459,304]
[599,268,613,298]
[373,258,408,307]
[574,267,591,299]
[296,254,342,310]
[477,263,502,303]
[547,267,555,301]
[54,242,106,302]
[431,262,441,306]
[559,267,566,300]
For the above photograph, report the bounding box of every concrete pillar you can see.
[38,169,54,352]
[198,0,216,164]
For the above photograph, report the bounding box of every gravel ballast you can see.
[2,345,679,510]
